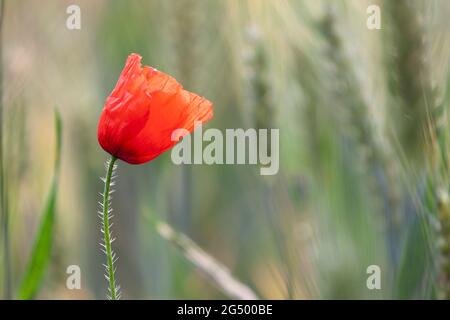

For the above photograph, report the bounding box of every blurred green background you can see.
[1,0,450,299]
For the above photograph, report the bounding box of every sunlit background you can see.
[1,0,450,299]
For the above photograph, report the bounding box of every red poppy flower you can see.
[97,53,213,164]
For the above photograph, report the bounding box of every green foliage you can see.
[17,109,62,299]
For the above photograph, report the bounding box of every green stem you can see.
[102,156,118,300]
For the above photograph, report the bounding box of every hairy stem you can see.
[101,156,119,300]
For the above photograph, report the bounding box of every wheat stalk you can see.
[150,217,259,300]
[384,0,435,164]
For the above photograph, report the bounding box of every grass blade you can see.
[17,109,62,299]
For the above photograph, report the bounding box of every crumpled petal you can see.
[98,53,213,164]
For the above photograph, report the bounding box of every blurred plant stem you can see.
[101,156,119,300]
[242,23,295,298]
[0,0,11,300]
[430,66,450,299]
[170,0,201,234]
[146,213,259,300]
[319,4,403,272]
[384,0,435,164]
[436,188,450,298]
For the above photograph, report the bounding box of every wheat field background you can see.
[1,0,450,299]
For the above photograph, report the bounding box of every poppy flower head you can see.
[97,53,213,164]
